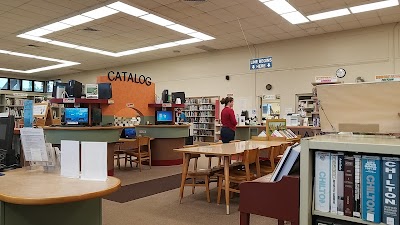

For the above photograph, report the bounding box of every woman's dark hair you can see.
[221,97,234,106]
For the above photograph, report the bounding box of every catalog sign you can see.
[375,74,400,82]
[250,57,272,70]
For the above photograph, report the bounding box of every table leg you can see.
[224,156,230,215]
[179,153,190,203]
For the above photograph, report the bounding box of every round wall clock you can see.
[266,84,272,90]
[336,68,346,78]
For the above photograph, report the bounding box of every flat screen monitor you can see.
[172,92,185,104]
[156,111,173,124]
[120,128,136,139]
[64,108,89,125]
[0,116,16,170]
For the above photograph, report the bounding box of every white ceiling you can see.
[0,0,399,78]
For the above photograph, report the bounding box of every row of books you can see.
[271,129,298,139]
[315,151,399,224]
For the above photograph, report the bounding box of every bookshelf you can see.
[296,93,314,126]
[185,96,219,143]
[300,135,400,225]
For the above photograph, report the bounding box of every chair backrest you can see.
[243,148,260,180]
[138,136,150,146]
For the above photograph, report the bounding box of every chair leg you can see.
[116,154,120,169]
[138,154,142,172]
[208,157,212,169]
[218,157,222,167]
[192,158,198,194]
[217,177,222,205]
[192,177,196,194]
[240,212,250,225]
[130,156,133,168]
[278,220,285,225]
[205,175,210,203]
[124,154,127,168]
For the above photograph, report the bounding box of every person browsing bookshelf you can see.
[220,97,237,143]
[177,108,187,122]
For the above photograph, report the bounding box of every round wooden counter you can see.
[0,169,121,225]
[135,125,190,166]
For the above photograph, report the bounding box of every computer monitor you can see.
[156,111,173,124]
[64,108,89,125]
[0,116,16,170]
[172,92,185,104]
[120,128,136,139]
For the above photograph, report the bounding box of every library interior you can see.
[1,0,400,225]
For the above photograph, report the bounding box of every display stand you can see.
[33,103,60,127]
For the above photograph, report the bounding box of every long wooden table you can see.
[174,140,287,214]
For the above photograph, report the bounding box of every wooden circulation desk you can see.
[0,169,120,225]
[43,126,122,176]
[135,125,190,166]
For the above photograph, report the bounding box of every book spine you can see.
[361,156,382,223]
[337,153,345,215]
[344,156,355,217]
[330,153,338,214]
[382,157,400,225]
[354,155,362,218]
[315,151,331,212]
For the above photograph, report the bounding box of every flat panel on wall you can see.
[317,82,400,133]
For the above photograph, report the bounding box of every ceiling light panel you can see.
[0,49,79,74]
[17,1,215,58]
[82,6,118,19]
[308,8,351,21]
[263,0,297,15]
[350,0,399,13]
[281,11,309,24]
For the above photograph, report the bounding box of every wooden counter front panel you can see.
[151,138,185,166]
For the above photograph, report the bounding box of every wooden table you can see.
[0,169,120,225]
[174,140,287,214]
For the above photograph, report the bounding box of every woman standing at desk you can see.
[220,97,237,143]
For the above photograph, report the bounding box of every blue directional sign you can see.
[250,57,272,70]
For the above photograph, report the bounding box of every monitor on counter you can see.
[64,108,89,125]
[156,111,173,124]
[0,116,16,170]
[172,92,185,104]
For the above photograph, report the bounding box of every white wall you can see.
[53,23,400,118]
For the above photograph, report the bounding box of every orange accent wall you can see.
[97,76,155,117]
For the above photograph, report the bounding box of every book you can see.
[315,151,331,212]
[344,156,354,217]
[315,219,333,225]
[382,157,400,225]
[337,153,345,215]
[353,155,362,218]
[361,156,382,223]
[330,153,338,214]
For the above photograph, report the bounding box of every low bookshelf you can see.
[300,135,400,225]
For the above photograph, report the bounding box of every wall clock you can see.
[336,68,346,78]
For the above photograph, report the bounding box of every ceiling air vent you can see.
[82,27,99,32]
[27,44,40,48]
[196,45,217,52]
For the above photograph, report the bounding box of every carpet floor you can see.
[103,158,279,225]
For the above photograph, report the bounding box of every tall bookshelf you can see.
[300,135,400,225]
[296,93,314,126]
[185,96,219,143]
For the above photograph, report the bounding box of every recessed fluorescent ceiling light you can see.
[60,15,94,26]
[188,32,215,40]
[263,0,297,15]
[0,49,79,73]
[17,1,214,57]
[350,0,399,13]
[16,34,51,42]
[166,24,196,34]
[281,11,309,24]
[82,6,118,19]
[139,14,174,26]
[308,8,350,21]
[24,28,54,37]
[107,1,148,17]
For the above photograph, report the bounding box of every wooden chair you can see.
[216,148,260,204]
[180,144,213,203]
[113,142,125,170]
[124,136,151,172]
[206,142,223,168]
[257,146,280,176]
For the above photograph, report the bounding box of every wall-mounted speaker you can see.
[225,75,230,81]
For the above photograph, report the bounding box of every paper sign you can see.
[315,76,338,83]
[375,74,400,82]
[61,140,80,178]
[81,142,107,181]
[63,98,75,103]
[20,128,48,162]
[33,104,47,117]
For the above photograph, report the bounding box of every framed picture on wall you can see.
[266,119,287,136]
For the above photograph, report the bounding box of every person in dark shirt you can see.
[220,97,237,143]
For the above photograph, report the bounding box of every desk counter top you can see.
[0,169,121,205]
[43,126,123,131]
[135,125,190,128]
[174,140,287,155]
